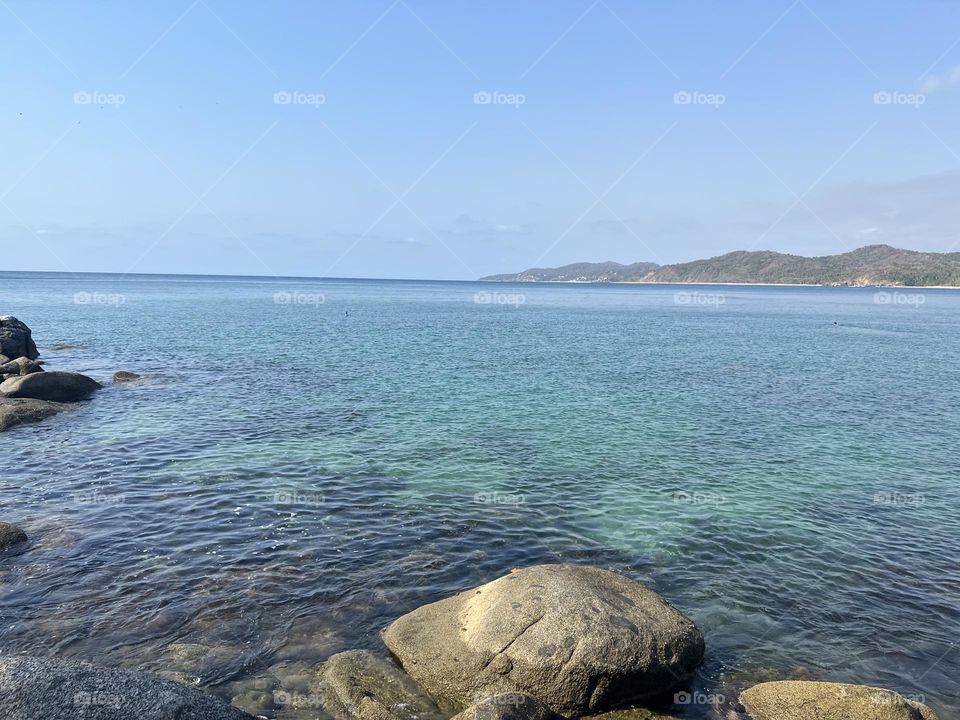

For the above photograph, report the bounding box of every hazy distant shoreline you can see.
[482,244,960,288]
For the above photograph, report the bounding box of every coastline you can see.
[482,279,960,289]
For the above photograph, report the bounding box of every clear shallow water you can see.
[0,273,958,718]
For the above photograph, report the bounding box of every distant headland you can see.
[482,244,960,287]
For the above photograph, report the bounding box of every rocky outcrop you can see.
[449,693,564,720]
[0,522,27,550]
[113,370,141,382]
[0,316,39,361]
[0,317,108,431]
[740,681,939,720]
[0,370,101,402]
[0,655,256,720]
[0,398,69,432]
[382,565,705,717]
[315,650,445,720]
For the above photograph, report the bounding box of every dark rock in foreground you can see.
[382,564,705,717]
[1,370,102,402]
[740,681,939,720]
[0,522,27,550]
[0,656,255,720]
[316,650,445,720]
[0,316,39,361]
[450,693,564,720]
[0,397,69,432]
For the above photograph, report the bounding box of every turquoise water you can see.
[1,272,958,718]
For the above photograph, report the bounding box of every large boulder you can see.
[315,650,445,720]
[0,370,101,402]
[740,681,939,720]
[450,693,564,720]
[0,317,39,361]
[382,565,705,716]
[0,397,68,432]
[0,522,27,550]
[0,656,256,719]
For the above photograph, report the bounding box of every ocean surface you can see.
[1,272,957,718]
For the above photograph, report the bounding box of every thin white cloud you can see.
[920,65,960,94]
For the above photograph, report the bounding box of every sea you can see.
[1,271,957,718]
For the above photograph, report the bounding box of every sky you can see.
[4,0,960,279]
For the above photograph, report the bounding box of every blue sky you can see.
[4,0,960,279]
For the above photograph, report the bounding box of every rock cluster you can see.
[0,316,106,432]
[0,564,940,720]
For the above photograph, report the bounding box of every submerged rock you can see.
[113,370,141,382]
[740,681,939,720]
[582,710,679,720]
[382,564,705,717]
[0,317,39,361]
[0,655,255,719]
[0,397,69,432]
[450,693,563,720]
[0,370,101,402]
[315,650,445,720]
[0,522,27,550]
